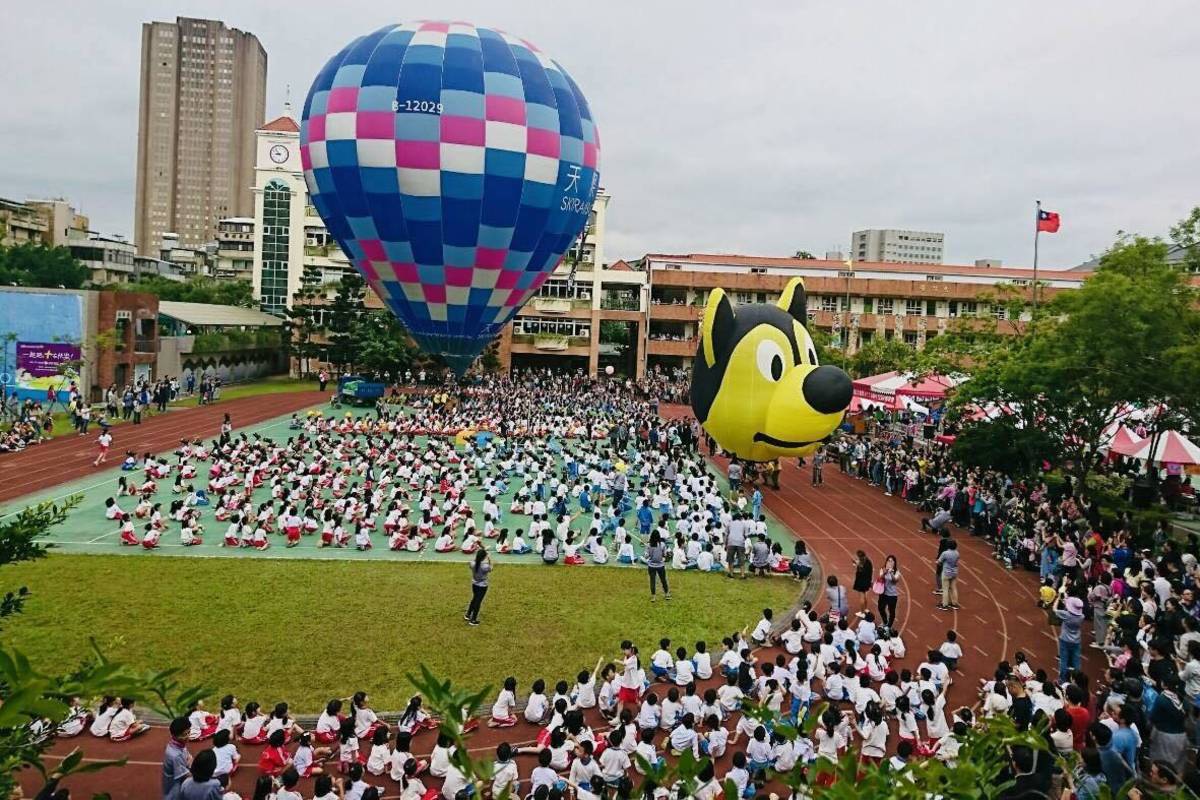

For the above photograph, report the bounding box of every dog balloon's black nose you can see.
[802,366,853,414]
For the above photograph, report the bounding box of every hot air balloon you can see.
[301,21,601,373]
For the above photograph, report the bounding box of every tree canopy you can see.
[0,243,90,289]
[938,214,1200,482]
[848,336,914,378]
[110,275,256,307]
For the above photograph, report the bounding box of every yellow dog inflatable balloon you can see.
[690,278,852,462]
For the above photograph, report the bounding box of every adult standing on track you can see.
[1054,593,1085,679]
[877,555,901,630]
[852,550,874,613]
[465,547,492,626]
[936,538,960,612]
[646,530,671,601]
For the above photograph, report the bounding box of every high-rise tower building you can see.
[134,17,267,255]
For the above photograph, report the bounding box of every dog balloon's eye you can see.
[756,340,786,382]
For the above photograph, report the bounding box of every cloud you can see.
[1,0,1196,270]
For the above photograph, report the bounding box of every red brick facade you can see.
[91,291,159,399]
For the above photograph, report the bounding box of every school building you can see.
[486,252,1095,379]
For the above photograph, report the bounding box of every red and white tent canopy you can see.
[1103,424,1145,456]
[963,402,1019,423]
[848,394,929,415]
[852,371,964,403]
[1125,430,1200,465]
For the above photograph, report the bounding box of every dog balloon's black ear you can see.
[700,289,735,367]
[776,278,808,323]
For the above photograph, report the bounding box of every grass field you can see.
[172,377,318,408]
[2,555,802,712]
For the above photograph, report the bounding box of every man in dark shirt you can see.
[997,746,1051,799]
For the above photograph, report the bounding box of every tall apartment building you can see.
[852,229,945,264]
[134,17,267,256]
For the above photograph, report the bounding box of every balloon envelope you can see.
[301,21,601,372]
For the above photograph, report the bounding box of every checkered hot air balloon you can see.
[301,21,601,373]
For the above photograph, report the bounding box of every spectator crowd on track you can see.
[791,426,1200,796]
[1,373,224,453]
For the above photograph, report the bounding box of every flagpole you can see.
[1032,199,1041,320]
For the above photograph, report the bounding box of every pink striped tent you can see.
[1103,424,1145,456]
[1125,430,1200,466]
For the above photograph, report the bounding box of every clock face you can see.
[269,144,289,164]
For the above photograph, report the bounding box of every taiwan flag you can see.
[1037,208,1061,233]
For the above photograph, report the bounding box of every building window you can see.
[877,298,894,314]
[862,298,874,313]
[905,299,922,315]
[514,317,591,338]
[992,305,1008,320]
[260,180,291,316]
[820,296,837,312]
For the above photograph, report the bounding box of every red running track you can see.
[16,404,1102,798]
[0,392,327,504]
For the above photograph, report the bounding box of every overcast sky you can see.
[2,1,1196,268]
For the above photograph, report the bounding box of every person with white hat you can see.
[1054,592,1087,680]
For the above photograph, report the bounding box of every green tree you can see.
[951,415,1060,478]
[792,250,815,260]
[948,224,1200,486]
[286,265,327,376]
[0,499,208,797]
[808,326,840,369]
[353,311,419,378]
[599,320,628,346]
[1168,204,1200,274]
[325,273,366,372]
[478,341,501,373]
[848,336,914,378]
[109,275,256,308]
[0,244,89,289]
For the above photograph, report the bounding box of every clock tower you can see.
[252,111,306,314]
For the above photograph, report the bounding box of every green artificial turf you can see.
[2,555,802,713]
